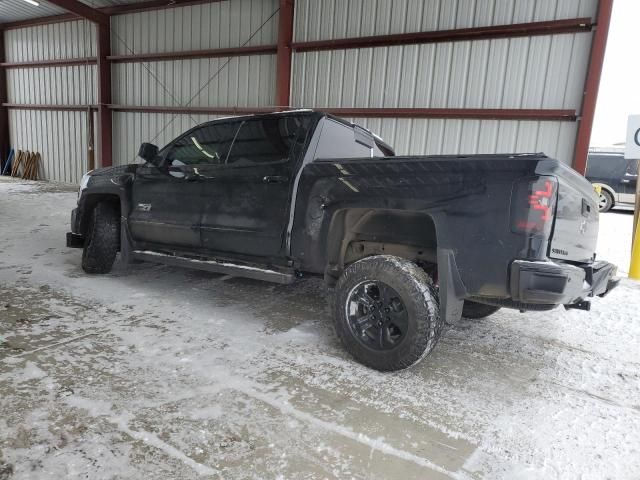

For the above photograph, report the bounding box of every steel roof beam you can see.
[292,18,593,53]
[0,0,222,30]
[42,0,109,26]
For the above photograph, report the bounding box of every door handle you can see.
[621,179,631,184]
[263,175,288,184]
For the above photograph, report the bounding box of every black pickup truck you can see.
[67,110,618,371]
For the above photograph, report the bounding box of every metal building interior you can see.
[4,3,640,479]
[0,0,612,184]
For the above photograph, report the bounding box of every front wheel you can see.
[333,255,442,371]
[82,202,120,274]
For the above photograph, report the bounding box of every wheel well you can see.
[80,194,121,236]
[325,209,438,283]
[594,183,616,202]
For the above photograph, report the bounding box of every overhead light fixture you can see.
[21,0,40,6]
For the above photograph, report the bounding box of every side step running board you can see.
[132,250,295,285]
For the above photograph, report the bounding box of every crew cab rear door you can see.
[197,115,311,257]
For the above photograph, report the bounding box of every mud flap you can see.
[119,217,134,265]
[437,249,467,325]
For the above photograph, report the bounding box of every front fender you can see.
[74,170,134,243]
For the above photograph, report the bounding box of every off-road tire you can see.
[462,301,501,319]
[598,190,614,213]
[82,202,120,274]
[333,255,442,371]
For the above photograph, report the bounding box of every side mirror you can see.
[138,142,160,164]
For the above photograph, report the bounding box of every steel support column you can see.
[97,23,112,167]
[32,0,111,168]
[275,0,294,109]
[0,32,9,168]
[573,0,614,174]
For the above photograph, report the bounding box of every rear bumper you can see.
[510,259,618,307]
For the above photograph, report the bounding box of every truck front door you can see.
[129,164,203,249]
[129,121,238,250]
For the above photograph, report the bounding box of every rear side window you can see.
[315,120,373,159]
[625,159,639,176]
[165,122,240,166]
[226,116,311,166]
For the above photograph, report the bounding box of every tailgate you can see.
[546,165,600,263]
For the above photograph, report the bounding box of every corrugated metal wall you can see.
[111,0,279,165]
[3,0,601,181]
[4,20,95,184]
[8,109,90,184]
[3,1,280,180]
[291,0,598,163]
[346,117,578,163]
[293,0,598,41]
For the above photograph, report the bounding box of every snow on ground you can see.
[0,177,638,479]
[596,207,634,276]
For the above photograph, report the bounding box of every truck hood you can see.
[88,164,140,177]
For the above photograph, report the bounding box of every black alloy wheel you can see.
[346,281,409,351]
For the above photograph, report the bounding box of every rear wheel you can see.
[462,301,501,319]
[82,202,120,274]
[598,190,614,213]
[333,255,442,371]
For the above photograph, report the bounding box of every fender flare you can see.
[77,190,133,262]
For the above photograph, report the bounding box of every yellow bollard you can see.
[631,219,640,280]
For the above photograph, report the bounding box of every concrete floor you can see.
[0,177,639,480]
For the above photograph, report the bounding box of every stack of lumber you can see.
[11,150,41,180]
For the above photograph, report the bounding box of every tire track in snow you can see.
[219,378,473,480]
[65,395,217,477]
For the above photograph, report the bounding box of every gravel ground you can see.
[0,177,638,480]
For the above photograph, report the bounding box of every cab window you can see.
[225,116,311,166]
[165,122,240,166]
[315,119,373,159]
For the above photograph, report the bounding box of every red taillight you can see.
[528,180,554,221]
[511,177,558,235]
